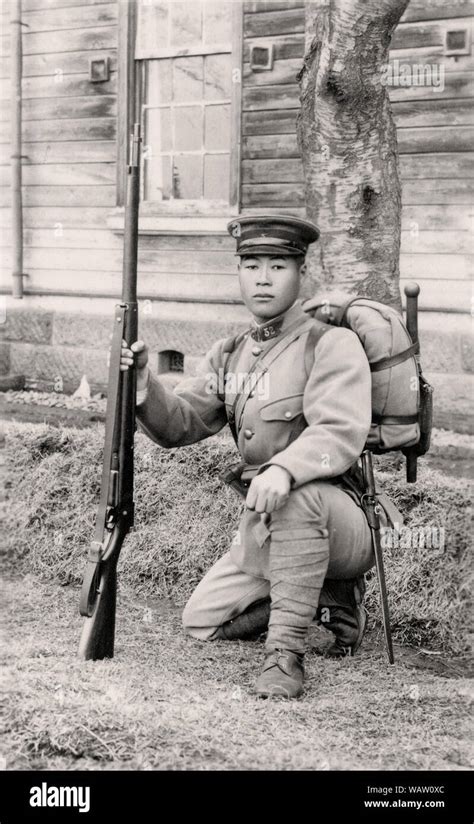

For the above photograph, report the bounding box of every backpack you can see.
[302,287,433,478]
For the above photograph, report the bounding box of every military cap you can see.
[227,213,320,257]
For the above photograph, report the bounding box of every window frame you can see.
[113,0,243,230]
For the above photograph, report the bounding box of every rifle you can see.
[78,114,141,661]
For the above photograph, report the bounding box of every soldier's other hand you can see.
[246,466,292,514]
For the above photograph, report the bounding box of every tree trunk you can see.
[297,0,410,309]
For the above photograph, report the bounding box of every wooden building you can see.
[0,0,472,427]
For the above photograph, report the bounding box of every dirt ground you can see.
[1,573,472,772]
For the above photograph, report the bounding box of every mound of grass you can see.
[367,464,472,655]
[3,422,471,654]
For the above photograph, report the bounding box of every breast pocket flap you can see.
[259,394,304,422]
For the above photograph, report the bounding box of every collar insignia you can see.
[250,317,284,342]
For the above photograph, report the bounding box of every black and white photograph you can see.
[0,0,472,814]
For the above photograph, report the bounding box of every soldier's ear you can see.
[299,261,307,278]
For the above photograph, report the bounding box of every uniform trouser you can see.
[182,480,375,654]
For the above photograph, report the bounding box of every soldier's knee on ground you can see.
[181,598,195,632]
[181,595,218,641]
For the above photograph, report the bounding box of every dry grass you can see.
[1,420,472,771]
[3,421,471,654]
[1,576,472,772]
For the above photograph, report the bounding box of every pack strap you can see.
[331,297,420,373]
[333,296,364,326]
[372,413,418,425]
[370,341,420,373]
[304,322,331,377]
[218,330,249,403]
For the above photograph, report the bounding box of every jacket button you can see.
[243,429,254,439]
[251,346,262,356]
[249,390,255,399]
[284,410,292,419]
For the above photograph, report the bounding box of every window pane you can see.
[143,119,171,200]
[162,156,172,200]
[146,155,172,201]
[174,106,202,151]
[159,108,172,152]
[204,54,231,101]
[173,56,203,103]
[170,1,202,47]
[147,59,172,106]
[146,107,172,154]
[204,154,229,200]
[203,1,232,44]
[205,104,230,151]
[136,1,169,57]
[172,155,202,199]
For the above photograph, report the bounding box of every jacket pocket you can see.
[259,393,304,422]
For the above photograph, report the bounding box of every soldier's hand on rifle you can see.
[120,340,149,391]
[246,465,292,514]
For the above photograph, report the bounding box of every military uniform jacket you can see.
[136,302,381,576]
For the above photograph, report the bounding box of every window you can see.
[135,0,242,211]
[158,350,184,374]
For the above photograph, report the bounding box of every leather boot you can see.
[316,576,367,658]
[213,598,270,641]
[254,649,304,699]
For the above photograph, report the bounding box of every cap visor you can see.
[236,244,303,257]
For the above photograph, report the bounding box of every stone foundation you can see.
[1,306,472,433]
[0,306,247,394]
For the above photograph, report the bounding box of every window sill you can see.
[107,202,240,235]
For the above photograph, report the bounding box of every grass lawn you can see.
[1,421,472,771]
[2,573,472,772]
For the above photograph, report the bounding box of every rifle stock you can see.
[78,552,117,661]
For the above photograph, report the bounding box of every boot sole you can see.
[255,684,304,699]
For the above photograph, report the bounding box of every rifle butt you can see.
[78,564,117,661]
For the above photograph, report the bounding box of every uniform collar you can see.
[249,302,306,342]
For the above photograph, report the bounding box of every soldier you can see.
[120,214,394,699]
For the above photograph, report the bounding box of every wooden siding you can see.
[241,0,474,312]
[0,0,119,295]
[0,0,471,313]
[0,0,244,306]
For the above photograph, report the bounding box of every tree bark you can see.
[297,0,410,309]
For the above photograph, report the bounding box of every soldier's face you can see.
[238,255,305,321]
